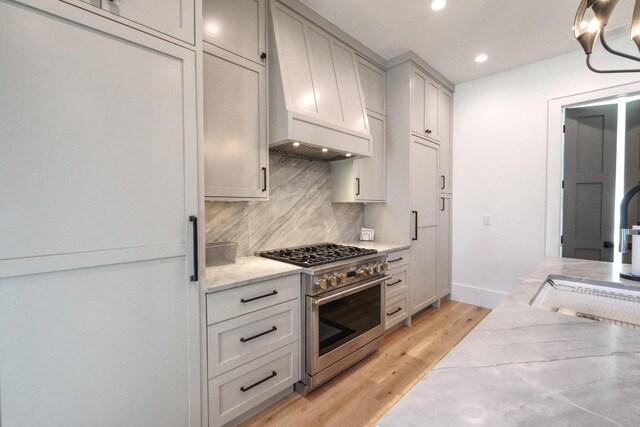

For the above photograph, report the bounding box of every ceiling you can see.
[299,0,637,85]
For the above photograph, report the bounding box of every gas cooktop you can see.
[258,243,377,267]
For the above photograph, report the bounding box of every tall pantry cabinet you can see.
[0,0,202,426]
[366,53,453,315]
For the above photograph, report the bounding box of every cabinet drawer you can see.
[207,274,300,325]
[385,292,409,330]
[386,249,410,268]
[208,342,298,426]
[385,265,409,300]
[207,300,299,378]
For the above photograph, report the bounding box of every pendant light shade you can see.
[574,0,599,54]
[632,0,640,50]
[575,0,640,73]
[592,0,619,26]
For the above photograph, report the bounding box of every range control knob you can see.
[339,273,347,284]
[367,265,375,275]
[318,277,328,289]
[329,274,338,287]
[375,263,382,273]
[382,261,389,272]
[357,267,366,277]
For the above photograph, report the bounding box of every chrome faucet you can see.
[619,184,640,253]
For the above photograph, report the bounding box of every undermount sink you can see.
[530,275,640,329]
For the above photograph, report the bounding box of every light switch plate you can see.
[483,214,492,226]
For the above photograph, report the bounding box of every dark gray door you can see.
[563,105,617,262]
[624,100,640,263]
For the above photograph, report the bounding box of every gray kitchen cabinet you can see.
[411,66,441,144]
[357,55,386,116]
[437,196,452,298]
[0,1,200,425]
[410,138,440,313]
[331,55,386,203]
[440,90,453,194]
[63,0,195,44]
[203,44,268,200]
[206,275,301,426]
[366,54,454,318]
[331,112,386,202]
[203,0,266,64]
[384,248,410,331]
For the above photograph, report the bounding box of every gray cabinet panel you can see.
[203,0,266,64]
[203,45,267,200]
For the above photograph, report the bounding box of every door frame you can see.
[546,81,640,257]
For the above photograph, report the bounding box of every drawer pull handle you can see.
[240,326,278,343]
[386,279,402,287]
[386,307,402,316]
[241,290,278,303]
[240,370,278,392]
[388,257,403,263]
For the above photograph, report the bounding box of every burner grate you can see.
[258,243,377,267]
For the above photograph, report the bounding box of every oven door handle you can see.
[312,275,389,306]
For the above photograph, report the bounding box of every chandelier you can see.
[574,0,640,73]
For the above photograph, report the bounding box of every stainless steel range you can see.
[258,243,388,394]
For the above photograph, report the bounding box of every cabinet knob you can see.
[261,52,267,60]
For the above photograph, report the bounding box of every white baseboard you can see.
[451,282,509,309]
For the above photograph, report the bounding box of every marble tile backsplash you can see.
[205,155,364,257]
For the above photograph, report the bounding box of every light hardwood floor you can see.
[242,300,491,427]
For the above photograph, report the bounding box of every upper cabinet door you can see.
[411,66,442,143]
[202,0,266,64]
[203,45,267,200]
[425,78,441,143]
[100,0,195,44]
[411,67,427,138]
[357,56,386,116]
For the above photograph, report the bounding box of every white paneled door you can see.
[0,1,200,426]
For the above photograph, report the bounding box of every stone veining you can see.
[378,258,640,426]
[205,155,364,257]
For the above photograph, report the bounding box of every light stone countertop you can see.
[205,256,304,293]
[340,241,410,254]
[378,257,640,426]
[206,242,408,293]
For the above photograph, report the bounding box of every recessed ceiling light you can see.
[322,148,328,152]
[475,53,488,63]
[346,153,352,157]
[431,0,446,11]
[293,142,300,147]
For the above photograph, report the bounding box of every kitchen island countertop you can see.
[205,256,304,293]
[378,257,640,426]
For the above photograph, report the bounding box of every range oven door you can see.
[306,275,386,376]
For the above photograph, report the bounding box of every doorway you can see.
[561,96,640,263]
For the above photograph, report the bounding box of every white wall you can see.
[452,38,640,308]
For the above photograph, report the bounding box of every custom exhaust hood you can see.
[268,1,372,161]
